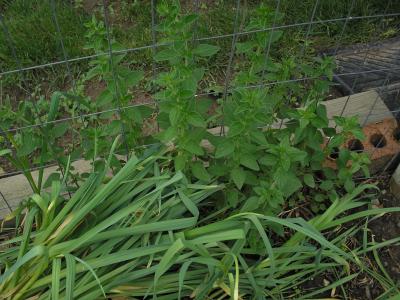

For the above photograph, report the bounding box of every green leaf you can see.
[250,131,268,145]
[226,189,239,208]
[174,155,186,171]
[231,167,246,189]
[344,178,355,192]
[155,238,184,286]
[193,67,205,82]
[43,173,61,189]
[102,120,122,136]
[125,106,143,124]
[329,135,344,148]
[276,169,302,197]
[304,174,315,188]
[178,261,192,300]
[74,256,106,298]
[181,14,198,26]
[155,48,179,62]
[236,41,255,54]
[240,155,259,171]
[227,123,244,137]
[181,140,204,156]
[52,123,69,138]
[287,147,307,163]
[323,127,336,137]
[352,129,365,141]
[240,196,259,212]
[169,107,180,126]
[192,161,211,181]
[193,44,220,57]
[96,89,113,107]
[0,245,45,285]
[85,65,102,81]
[259,154,276,166]
[181,77,197,94]
[266,30,283,44]
[48,92,61,122]
[315,193,325,202]
[65,254,75,300]
[316,104,328,119]
[187,113,206,127]
[157,127,177,143]
[215,139,234,158]
[51,258,61,300]
[320,180,334,191]
[208,162,229,177]
[0,149,11,156]
[125,70,144,87]
[17,134,37,157]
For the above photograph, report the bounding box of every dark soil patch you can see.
[326,85,345,100]
[369,191,400,283]
[299,176,400,299]
[0,156,14,175]
[345,183,400,299]
[85,79,107,101]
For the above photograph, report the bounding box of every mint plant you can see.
[153,0,219,179]
[75,16,153,171]
[206,5,370,214]
[0,17,150,190]
[0,3,371,217]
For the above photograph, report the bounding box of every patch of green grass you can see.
[0,0,87,68]
[0,0,399,97]
[276,0,400,50]
[0,0,88,93]
[111,1,153,65]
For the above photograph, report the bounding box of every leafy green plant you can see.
[153,0,219,179]
[0,3,371,216]
[0,15,153,192]
[79,16,152,161]
[1,144,399,299]
[0,92,74,193]
[204,5,370,215]
[0,142,224,299]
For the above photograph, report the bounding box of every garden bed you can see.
[1,1,400,299]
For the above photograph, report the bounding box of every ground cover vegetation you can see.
[0,0,399,299]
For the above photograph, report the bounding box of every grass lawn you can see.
[0,0,399,97]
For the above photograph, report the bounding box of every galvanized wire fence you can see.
[0,0,400,215]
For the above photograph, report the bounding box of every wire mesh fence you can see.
[0,0,400,215]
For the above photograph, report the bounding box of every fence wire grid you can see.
[0,0,400,214]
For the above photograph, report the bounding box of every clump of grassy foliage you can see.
[0,140,399,299]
